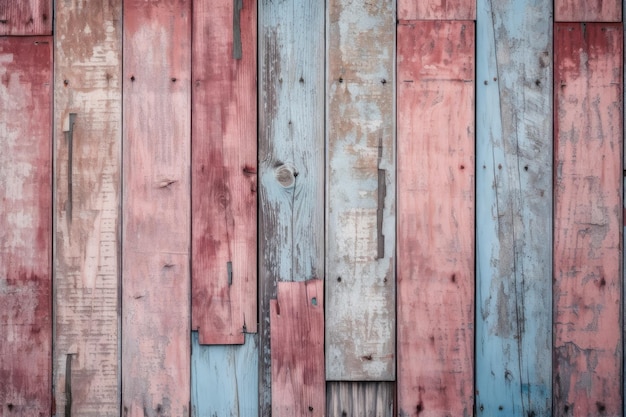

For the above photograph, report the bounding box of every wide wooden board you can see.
[397,20,475,417]
[555,0,621,22]
[0,0,51,35]
[0,36,52,417]
[475,0,552,415]
[270,280,325,417]
[192,0,257,345]
[326,0,395,381]
[398,0,475,20]
[122,1,191,415]
[554,23,623,417]
[327,382,394,417]
[53,1,122,415]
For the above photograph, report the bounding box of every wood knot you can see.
[275,164,297,188]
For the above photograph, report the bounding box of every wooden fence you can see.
[0,0,624,416]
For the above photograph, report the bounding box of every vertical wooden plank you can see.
[0,36,52,417]
[326,0,395,383]
[192,0,257,345]
[475,0,552,415]
[53,1,122,415]
[122,1,191,415]
[555,0,621,22]
[554,22,623,417]
[191,332,259,417]
[0,0,51,35]
[327,382,394,417]
[398,0,475,21]
[258,0,325,414]
[397,20,475,417]
[270,280,325,417]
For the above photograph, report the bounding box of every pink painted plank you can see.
[122,1,191,415]
[398,0,475,20]
[554,23,623,417]
[397,20,475,417]
[270,279,325,417]
[0,36,52,417]
[555,0,621,22]
[192,0,257,345]
[0,0,51,35]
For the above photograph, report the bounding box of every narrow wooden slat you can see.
[258,0,325,414]
[192,0,257,345]
[0,0,51,35]
[475,0,552,415]
[397,20,475,417]
[122,1,191,415]
[555,0,621,22]
[398,0,475,20]
[0,36,52,417]
[53,1,121,415]
[554,23,623,417]
[327,382,394,417]
[270,280,325,417]
[326,0,395,382]
[191,332,258,417]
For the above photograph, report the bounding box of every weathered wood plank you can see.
[0,0,51,35]
[398,0,475,20]
[397,20,475,417]
[554,22,623,417]
[327,382,394,417]
[191,332,259,417]
[0,36,52,417]
[192,0,257,345]
[122,1,191,415]
[326,0,395,382]
[475,1,552,415]
[270,280,325,417]
[53,1,121,415]
[555,0,621,22]
[258,0,325,414]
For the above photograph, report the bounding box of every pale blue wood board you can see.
[475,0,552,415]
[191,332,258,417]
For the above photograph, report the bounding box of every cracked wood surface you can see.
[0,0,51,35]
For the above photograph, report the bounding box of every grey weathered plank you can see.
[327,382,394,417]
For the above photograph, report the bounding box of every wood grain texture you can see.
[475,1,552,415]
[327,382,394,417]
[0,36,52,417]
[397,20,475,417]
[53,1,121,415]
[554,23,623,417]
[191,332,259,417]
[270,280,325,417]
[122,1,191,416]
[192,0,257,345]
[0,0,51,35]
[326,0,395,381]
[398,0,475,20]
[555,0,621,22]
[258,0,325,414]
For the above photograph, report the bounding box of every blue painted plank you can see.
[475,0,552,415]
[191,332,258,417]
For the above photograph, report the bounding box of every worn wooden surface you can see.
[192,0,257,345]
[122,1,191,415]
[327,382,394,417]
[475,0,552,415]
[398,0,475,20]
[0,36,52,417]
[258,0,325,414]
[270,280,325,417]
[53,1,122,415]
[326,0,395,382]
[554,23,623,417]
[397,20,475,417]
[0,0,51,35]
[555,0,621,22]
[191,332,258,417]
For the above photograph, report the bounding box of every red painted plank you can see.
[0,0,51,35]
[555,0,621,22]
[122,1,191,415]
[398,0,475,20]
[397,21,475,417]
[0,36,52,417]
[554,23,623,417]
[270,279,325,417]
[192,0,257,345]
